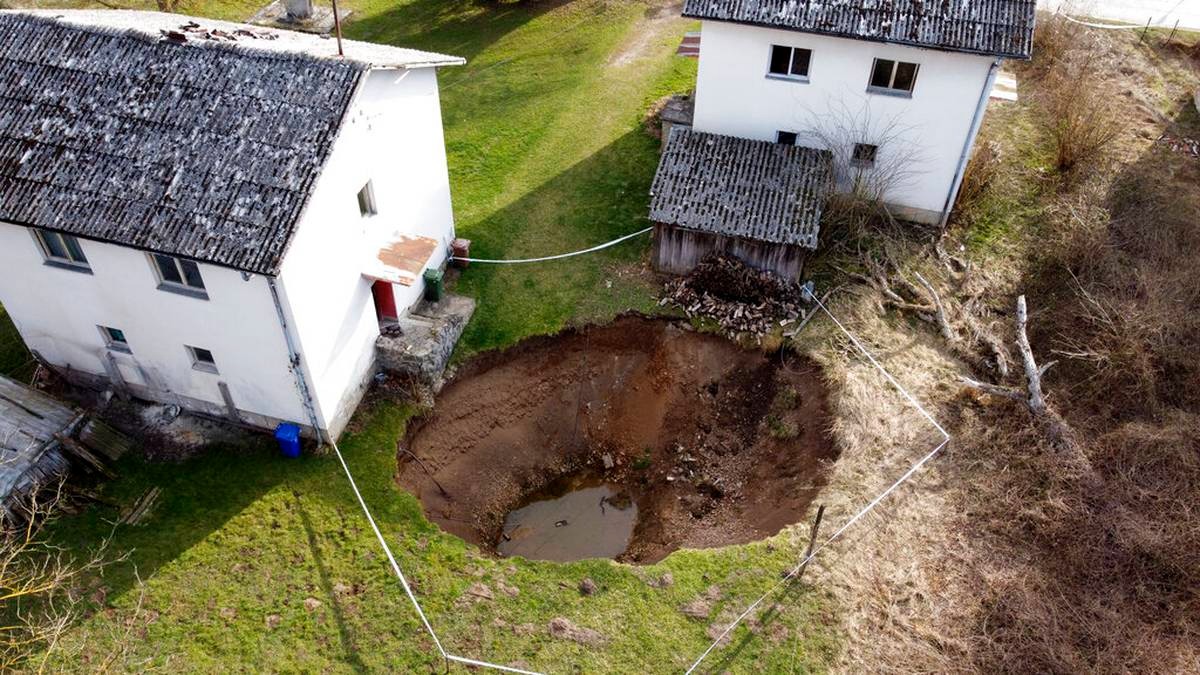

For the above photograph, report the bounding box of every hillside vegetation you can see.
[813,18,1200,672]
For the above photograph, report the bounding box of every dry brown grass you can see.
[801,16,1200,674]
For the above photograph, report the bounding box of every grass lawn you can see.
[0,305,34,381]
[29,1,842,671]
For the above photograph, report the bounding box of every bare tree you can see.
[0,482,134,671]
[797,96,927,238]
[963,295,1088,469]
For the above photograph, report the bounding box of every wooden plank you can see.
[218,381,241,422]
[54,433,116,479]
[79,418,132,462]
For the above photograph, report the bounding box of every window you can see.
[776,131,798,146]
[34,229,90,271]
[357,181,377,217]
[868,58,919,95]
[187,346,218,374]
[767,44,812,80]
[852,143,878,167]
[152,254,207,298]
[99,326,130,353]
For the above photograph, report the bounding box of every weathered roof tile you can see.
[0,11,393,274]
[683,0,1038,59]
[649,127,832,249]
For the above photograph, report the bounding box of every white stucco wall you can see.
[693,20,997,221]
[0,224,307,425]
[278,66,456,434]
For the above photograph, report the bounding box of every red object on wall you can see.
[372,280,398,321]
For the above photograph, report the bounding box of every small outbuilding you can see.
[648,127,832,281]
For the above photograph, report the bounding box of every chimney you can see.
[285,0,313,21]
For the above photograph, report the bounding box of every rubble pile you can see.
[660,253,806,337]
[1157,133,1200,158]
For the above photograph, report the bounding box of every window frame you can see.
[851,143,879,168]
[32,229,91,273]
[776,131,799,146]
[98,325,131,354]
[866,58,919,97]
[150,253,208,299]
[187,345,219,374]
[357,181,378,218]
[766,44,813,82]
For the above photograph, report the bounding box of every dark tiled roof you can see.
[649,127,831,249]
[683,0,1038,59]
[0,12,368,275]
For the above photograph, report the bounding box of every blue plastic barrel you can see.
[274,423,302,458]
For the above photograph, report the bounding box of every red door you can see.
[371,280,398,321]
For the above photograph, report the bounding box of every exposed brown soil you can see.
[397,316,839,563]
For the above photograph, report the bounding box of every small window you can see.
[776,131,798,146]
[187,346,218,374]
[767,45,812,80]
[152,254,207,298]
[99,326,130,353]
[852,143,878,167]
[357,181,377,217]
[868,58,919,95]
[34,229,90,270]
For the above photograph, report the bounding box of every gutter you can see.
[267,277,326,444]
[939,57,1003,228]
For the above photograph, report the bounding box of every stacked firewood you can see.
[660,254,804,337]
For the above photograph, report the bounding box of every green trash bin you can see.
[423,267,444,302]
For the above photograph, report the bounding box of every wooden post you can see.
[1140,16,1152,43]
[1168,19,1179,43]
[218,382,241,423]
[331,0,344,57]
[794,504,825,583]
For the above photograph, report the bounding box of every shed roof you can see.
[649,127,831,249]
[0,11,462,275]
[0,375,75,509]
[682,0,1037,59]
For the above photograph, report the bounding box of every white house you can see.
[649,0,1037,278]
[0,10,464,441]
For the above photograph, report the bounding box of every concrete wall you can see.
[0,224,308,427]
[692,21,997,223]
[278,66,457,438]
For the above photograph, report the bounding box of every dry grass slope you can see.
[803,13,1200,673]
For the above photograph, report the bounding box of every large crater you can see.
[397,316,839,564]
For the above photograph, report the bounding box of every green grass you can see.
[31,1,841,671]
[0,304,33,381]
[46,400,837,672]
[351,0,696,356]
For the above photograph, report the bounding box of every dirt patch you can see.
[398,316,839,564]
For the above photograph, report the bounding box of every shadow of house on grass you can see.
[451,128,665,353]
[345,0,582,67]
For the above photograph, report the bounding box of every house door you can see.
[371,280,398,321]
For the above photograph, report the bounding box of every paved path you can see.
[1039,0,1200,30]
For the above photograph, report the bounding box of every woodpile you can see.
[660,253,805,337]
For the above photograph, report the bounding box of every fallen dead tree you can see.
[659,253,807,338]
[961,295,1088,472]
[843,248,1010,379]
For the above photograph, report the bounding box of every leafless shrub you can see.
[1041,57,1120,173]
[797,97,926,239]
[950,140,1001,223]
[1030,6,1088,76]
[1042,161,1200,415]
[0,483,135,670]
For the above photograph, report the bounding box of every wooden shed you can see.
[0,375,129,520]
[648,127,832,281]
